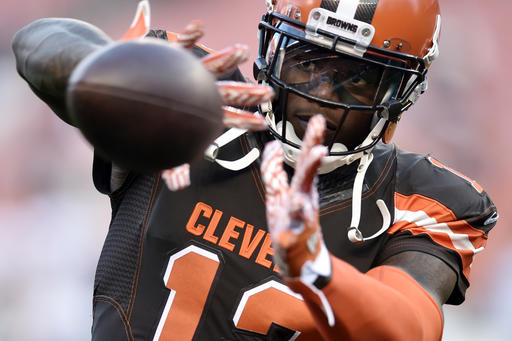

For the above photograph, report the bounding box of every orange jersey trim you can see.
[390,192,488,282]
[428,157,483,193]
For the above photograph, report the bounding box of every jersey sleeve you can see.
[377,149,498,304]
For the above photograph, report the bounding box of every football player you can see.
[12,0,497,340]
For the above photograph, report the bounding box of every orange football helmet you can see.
[255,0,441,172]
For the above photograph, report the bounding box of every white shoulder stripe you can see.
[394,208,484,257]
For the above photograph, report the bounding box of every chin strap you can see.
[346,152,391,244]
[346,152,372,243]
[204,127,260,171]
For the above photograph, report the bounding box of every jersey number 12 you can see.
[152,245,317,340]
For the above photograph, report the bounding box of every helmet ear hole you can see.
[382,122,397,144]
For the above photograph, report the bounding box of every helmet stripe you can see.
[336,0,360,17]
[320,0,378,23]
[354,0,379,24]
[320,0,340,13]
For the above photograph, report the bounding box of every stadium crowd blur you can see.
[1,0,510,340]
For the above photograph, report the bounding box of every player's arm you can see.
[12,18,112,125]
[381,250,456,309]
[262,116,458,340]
[300,251,454,340]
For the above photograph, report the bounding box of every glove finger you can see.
[177,20,204,49]
[223,106,267,131]
[297,114,325,161]
[294,145,327,193]
[217,81,274,107]
[261,141,289,198]
[201,44,249,75]
[291,115,326,193]
[289,145,326,220]
[261,141,290,231]
[162,163,191,191]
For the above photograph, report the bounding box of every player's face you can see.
[281,93,373,150]
[279,47,397,149]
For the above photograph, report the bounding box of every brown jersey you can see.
[90,135,496,341]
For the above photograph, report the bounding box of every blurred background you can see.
[0,0,510,340]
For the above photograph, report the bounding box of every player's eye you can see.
[296,60,313,72]
[350,74,367,86]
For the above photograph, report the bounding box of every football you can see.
[67,38,223,172]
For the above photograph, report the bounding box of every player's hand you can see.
[121,3,272,189]
[176,20,272,131]
[122,5,272,132]
[162,20,273,190]
[261,115,335,325]
[261,114,331,281]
